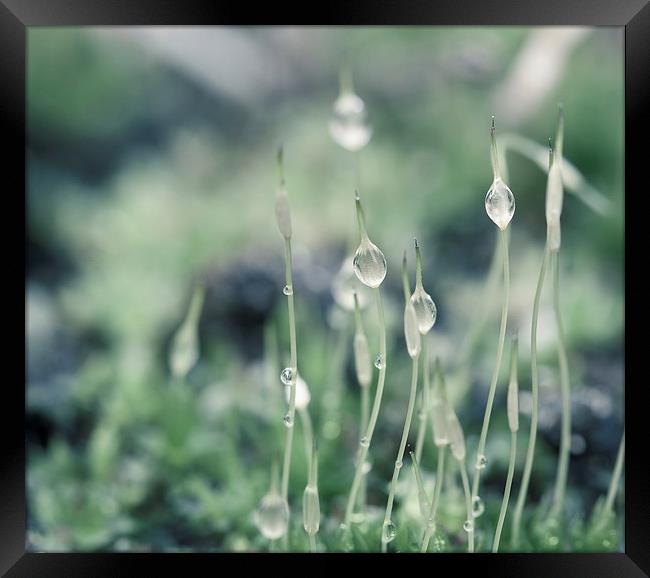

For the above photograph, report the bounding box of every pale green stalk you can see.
[604,432,625,515]
[493,335,519,552]
[321,316,351,439]
[381,354,419,551]
[493,430,517,552]
[298,407,314,466]
[511,246,549,548]
[344,287,387,526]
[460,463,474,553]
[420,447,446,552]
[276,147,298,550]
[471,227,510,523]
[550,250,571,521]
[414,337,430,463]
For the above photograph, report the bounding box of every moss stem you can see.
[493,430,517,552]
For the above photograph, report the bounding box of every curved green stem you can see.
[460,462,474,553]
[414,338,430,463]
[280,237,298,549]
[344,287,387,526]
[381,354,420,552]
[551,251,571,516]
[511,245,549,548]
[493,431,517,552]
[298,408,314,467]
[420,446,446,552]
[358,383,370,509]
[550,250,572,521]
[471,228,510,530]
[604,432,625,515]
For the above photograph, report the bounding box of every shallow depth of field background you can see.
[26,27,623,552]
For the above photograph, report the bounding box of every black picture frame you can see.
[4,1,649,575]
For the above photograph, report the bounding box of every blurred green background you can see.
[26,26,623,552]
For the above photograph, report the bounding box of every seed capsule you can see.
[169,283,205,379]
[331,257,370,311]
[446,407,466,462]
[404,301,421,359]
[303,445,320,536]
[284,374,311,410]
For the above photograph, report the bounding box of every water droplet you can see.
[472,496,485,518]
[255,492,289,540]
[362,460,372,474]
[404,302,422,358]
[360,436,370,448]
[476,454,488,469]
[283,413,293,427]
[410,288,437,335]
[485,178,515,230]
[353,238,387,288]
[280,367,294,385]
[395,460,403,469]
[463,520,474,532]
[374,355,385,370]
[302,486,320,535]
[284,375,311,410]
[328,92,372,152]
[382,521,396,543]
[282,285,293,296]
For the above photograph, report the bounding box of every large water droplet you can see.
[283,285,293,296]
[476,454,488,470]
[485,178,515,230]
[353,238,387,288]
[280,367,294,385]
[374,354,385,370]
[472,496,485,518]
[410,288,437,335]
[328,92,372,152]
[463,519,474,532]
[404,302,422,358]
[284,375,311,410]
[302,486,320,535]
[382,521,397,543]
[255,492,289,540]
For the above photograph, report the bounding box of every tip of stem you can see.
[491,115,496,134]
[414,238,419,249]
[354,189,360,202]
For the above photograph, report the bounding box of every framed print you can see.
[3,0,649,575]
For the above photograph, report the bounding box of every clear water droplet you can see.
[280,367,294,385]
[374,354,385,370]
[360,436,370,448]
[395,460,403,469]
[382,521,397,543]
[463,519,474,532]
[485,178,515,230]
[410,288,437,335]
[282,284,293,296]
[476,454,488,469]
[328,92,372,152]
[353,238,387,288]
[302,486,320,535]
[283,413,293,427]
[472,496,485,518]
[255,492,289,540]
